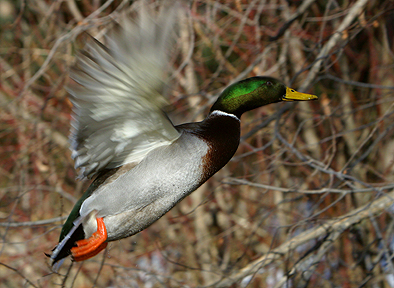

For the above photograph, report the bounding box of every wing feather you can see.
[68,7,180,179]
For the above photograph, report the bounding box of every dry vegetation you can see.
[1,0,394,287]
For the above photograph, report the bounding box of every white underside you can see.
[79,131,208,241]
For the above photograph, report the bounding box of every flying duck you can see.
[49,7,317,269]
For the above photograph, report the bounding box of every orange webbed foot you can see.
[71,217,108,262]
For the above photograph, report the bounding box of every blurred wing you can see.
[68,7,180,179]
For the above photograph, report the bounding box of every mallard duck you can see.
[49,7,317,269]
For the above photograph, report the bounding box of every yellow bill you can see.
[282,87,318,101]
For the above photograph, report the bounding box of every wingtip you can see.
[67,3,182,180]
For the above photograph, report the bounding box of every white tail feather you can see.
[51,216,84,271]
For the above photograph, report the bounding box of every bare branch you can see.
[211,191,394,287]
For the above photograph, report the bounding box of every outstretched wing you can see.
[68,7,180,179]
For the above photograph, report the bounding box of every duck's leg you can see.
[71,217,108,262]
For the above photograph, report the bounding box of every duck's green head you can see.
[210,76,317,118]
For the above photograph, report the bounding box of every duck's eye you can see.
[266,81,272,86]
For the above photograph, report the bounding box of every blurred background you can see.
[1,0,394,287]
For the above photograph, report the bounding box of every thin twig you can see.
[0,262,39,288]
[0,216,67,227]
[299,0,369,92]
[224,178,394,195]
[210,190,394,287]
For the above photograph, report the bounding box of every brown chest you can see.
[181,112,241,183]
